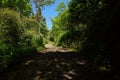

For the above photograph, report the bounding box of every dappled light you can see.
[0,51,114,80]
[1,0,120,80]
[0,52,98,80]
[24,60,35,65]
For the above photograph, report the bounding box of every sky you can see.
[31,0,66,30]
[42,0,61,30]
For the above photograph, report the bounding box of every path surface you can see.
[0,44,110,80]
[41,44,72,53]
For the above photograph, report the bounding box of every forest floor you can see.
[0,44,112,80]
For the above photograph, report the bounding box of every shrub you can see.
[0,8,23,71]
[0,8,44,71]
[55,30,84,50]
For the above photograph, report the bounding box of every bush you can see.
[55,30,84,50]
[0,8,23,71]
[20,17,44,52]
[0,8,44,71]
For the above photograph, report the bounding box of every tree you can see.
[0,0,32,16]
[56,2,66,12]
[33,0,55,8]
[67,0,120,75]
[33,0,55,21]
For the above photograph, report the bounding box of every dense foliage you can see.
[50,0,120,77]
[0,8,44,71]
[0,0,54,72]
[1,0,120,79]
[50,1,86,50]
[0,0,32,16]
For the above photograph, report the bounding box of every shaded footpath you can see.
[0,44,112,80]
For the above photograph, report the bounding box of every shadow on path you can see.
[0,52,112,80]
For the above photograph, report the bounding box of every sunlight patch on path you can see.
[41,44,72,53]
[24,60,34,65]
[63,70,77,80]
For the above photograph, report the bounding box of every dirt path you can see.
[0,44,110,80]
[41,44,72,53]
